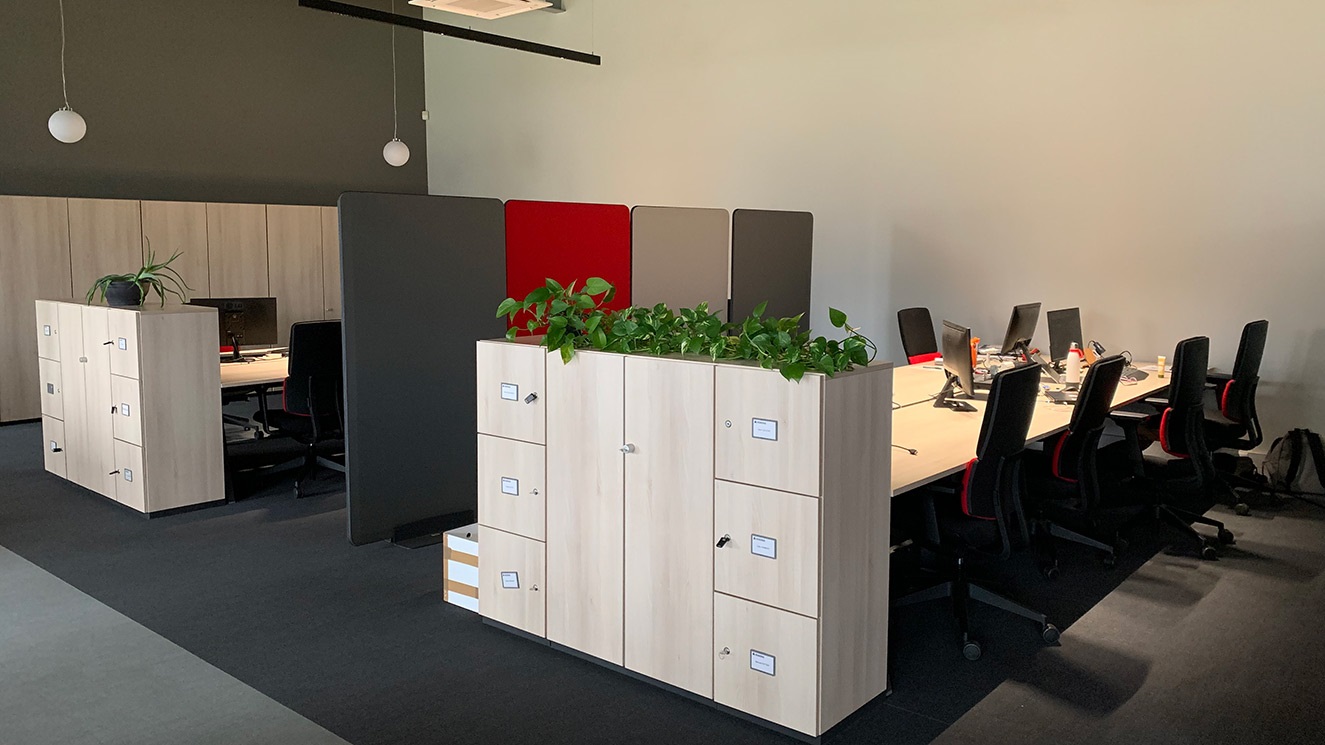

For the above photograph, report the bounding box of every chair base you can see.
[894,557,1059,660]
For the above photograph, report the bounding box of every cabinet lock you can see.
[524,392,538,404]
[716,534,731,549]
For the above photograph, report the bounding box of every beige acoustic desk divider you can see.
[35,300,224,514]
[475,338,893,737]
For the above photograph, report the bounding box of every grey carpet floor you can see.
[0,545,349,745]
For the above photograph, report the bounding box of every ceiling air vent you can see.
[408,0,551,20]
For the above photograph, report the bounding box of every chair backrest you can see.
[962,363,1040,524]
[1220,320,1268,428]
[1050,355,1126,502]
[1159,336,1209,457]
[897,307,939,364]
[284,320,344,419]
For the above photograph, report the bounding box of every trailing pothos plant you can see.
[496,278,877,382]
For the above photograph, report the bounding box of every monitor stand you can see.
[1010,341,1064,385]
[933,374,977,412]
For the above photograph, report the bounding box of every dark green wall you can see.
[0,0,427,205]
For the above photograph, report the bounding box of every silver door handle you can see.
[620,443,635,454]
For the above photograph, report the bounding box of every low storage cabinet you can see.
[474,339,893,738]
[35,300,224,514]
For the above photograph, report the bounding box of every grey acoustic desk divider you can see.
[630,206,731,320]
[730,209,813,323]
[339,192,507,546]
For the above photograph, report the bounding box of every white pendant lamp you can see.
[383,0,410,166]
[49,0,86,144]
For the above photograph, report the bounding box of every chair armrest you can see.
[1144,396,1169,406]
[1109,410,1150,424]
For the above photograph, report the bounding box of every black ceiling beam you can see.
[299,0,601,66]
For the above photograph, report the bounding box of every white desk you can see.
[891,362,1169,494]
[219,357,288,389]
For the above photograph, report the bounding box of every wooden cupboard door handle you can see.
[620,443,636,454]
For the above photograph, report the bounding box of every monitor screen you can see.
[941,320,975,398]
[188,297,279,349]
[1047,307,1084,363]
[999,302,1042,355]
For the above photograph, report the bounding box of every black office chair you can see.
[255,320,346,498]
[894,364,1058,661]
[1109,336,1235,559]
[898,307,940,364]
[1206,320,1269,506]
[1026,355,1140,570]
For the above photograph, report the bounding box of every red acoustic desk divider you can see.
[504,200,631,324]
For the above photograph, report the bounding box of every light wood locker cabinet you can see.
[140,200,209,299]
[475,340,892,738]
[36,301,223,515]
[476,341,546,444]
[0,196,73,422]
[267,205,325,345]
[477,434,545,541]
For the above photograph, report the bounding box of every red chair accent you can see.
[908,352,941,365]
[959,458,995,520]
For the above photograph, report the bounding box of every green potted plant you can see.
[86,240,192,308]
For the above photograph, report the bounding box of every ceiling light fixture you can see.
[48,0,86,144]
[382,0,410,167]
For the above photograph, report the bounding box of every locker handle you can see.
[111,405,118,414]
[108,470,121,475]
[51,447,63,453]
[524,392,538,404]
[102,340,114,346]
[719,646,731,659]
[716,534,731,549]
[620,443,636,454]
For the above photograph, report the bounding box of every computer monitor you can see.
[1047,307,1084,363]
[935,320,977,411]
[187,297,278,359]
[998,302,1042,357]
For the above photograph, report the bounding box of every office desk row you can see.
[220,357,289,389]
[889,362,1169,494]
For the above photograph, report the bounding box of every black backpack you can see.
[1264,429,1325,494]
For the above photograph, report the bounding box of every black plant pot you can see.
[105,280,144,307]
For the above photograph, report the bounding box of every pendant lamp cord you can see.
[390,0,399,140]
[58,0,71,108]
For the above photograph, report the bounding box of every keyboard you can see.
[1123,366,1149,381]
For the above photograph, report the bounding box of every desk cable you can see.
[892,392,941,411]
[892,443,918,456]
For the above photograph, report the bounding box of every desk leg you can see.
[258,385,272,436]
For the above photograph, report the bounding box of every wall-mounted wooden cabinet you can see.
[1,195,342,423]
[0,196,73,422]
[475,340,893,738]
[36,300,223,514]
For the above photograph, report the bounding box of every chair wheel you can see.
[1235,503,1251,516]
[1217,528,1236,545]
[1102,553,1117,569]
[1200,544,1219,561]
[962,640,983,661]
[1040,562,1061,580]
[1042,624,1061,644]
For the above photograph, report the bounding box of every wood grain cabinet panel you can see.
[205,203,268,297]
[545,350,625,665]
[140,200,209,300]
[68,198,143,302]
[713,593,819,735]
[38,358,63,420]
[714,480,820,618]
[321,207,341,319]
[623,356,715,697]
[42,416,67,478]
[478,527,545,637]
[477,434,545,541]
[267,204,324,345]
[0,197,72,421]
[475,341,546,444]
[715,365,822,497]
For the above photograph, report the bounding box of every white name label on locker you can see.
[500,571,520,589]
[43,325,52,337]
[500,477,519,496]
[751,418,779,441]
[47,384,55,394]
[49,441,59,452]
[500,382,519,401]
[750,534,777,559]
[117,338,127,350]
[750,650,776,676]
[123,469,134,483]
[120,403,131,417]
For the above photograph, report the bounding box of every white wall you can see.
[424,0,1325,440]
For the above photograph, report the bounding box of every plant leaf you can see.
[505,327,518,341]
[829,307,847,328]
[584,277,612,296]
[496,298,519,318]
[560,341,575,364]
[751,301,767,318]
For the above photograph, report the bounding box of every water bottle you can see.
[1066,342,1083,387]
